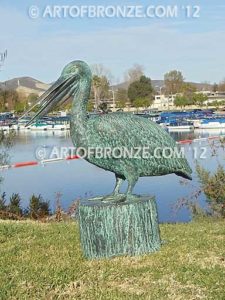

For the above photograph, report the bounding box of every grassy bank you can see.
[0,219,225,299]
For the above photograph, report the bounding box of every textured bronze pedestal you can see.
[78,196,161,259]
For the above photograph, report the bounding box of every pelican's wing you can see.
[88,113,175,148]
[87,113,192,178]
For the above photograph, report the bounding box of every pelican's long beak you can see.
[24,75,76,127]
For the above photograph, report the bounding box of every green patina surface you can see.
[29,60,192,198]
[26,60,192,259]
[79,196,161,259]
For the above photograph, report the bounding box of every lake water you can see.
[2,128,225,223]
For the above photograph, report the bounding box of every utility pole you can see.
[111,89,115,111]
[109,89,117,112]
[0,50,8,112]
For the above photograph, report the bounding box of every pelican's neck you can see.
[70,76,91,145]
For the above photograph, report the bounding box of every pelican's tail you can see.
[175,170,192,181]
[173,154,192,180]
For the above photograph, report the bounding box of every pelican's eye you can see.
[67,67,78,77]
[62,64,79,79]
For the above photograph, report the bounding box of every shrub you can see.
[196,163,225,218]
[0,192,6,211]
[29,194,50,220]
[8,193,22,217]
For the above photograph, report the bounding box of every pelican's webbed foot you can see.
[101,175,126,203]
[101,193,126,203]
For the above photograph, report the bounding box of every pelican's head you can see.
[24,60,92,126]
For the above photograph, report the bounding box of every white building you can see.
[152,94,178,110]
[153,91,225,109]
[206,92,225,104]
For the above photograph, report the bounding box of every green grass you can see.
[0,219,225,300]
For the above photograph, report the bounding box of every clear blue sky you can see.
[1,0,225,84]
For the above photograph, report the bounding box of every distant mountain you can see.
[111,80,165,91]
[112,80,213,92]
[0,76,213,98]
[0,77,50,97]
[188,82,213,91]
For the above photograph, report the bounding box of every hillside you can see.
[0,77,50,97]
[0,76,212,99]
[0,219,224,299]
[113,80,213,92]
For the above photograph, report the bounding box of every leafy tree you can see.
[8,193,22,216]
[128,76,153,105]
[14,101,26,113]
[164,70,184,95]
[116,99,127,110]
[133,97,152,109]
[27,93,39,105]
[0,89,19,111]
[174,96,190,108]
[192,93,208,107]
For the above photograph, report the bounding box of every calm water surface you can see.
[3,128,225,223]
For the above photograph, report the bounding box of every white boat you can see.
[3,114,70,131]
[197,118,225,129]
[167,121,194,132]
[48,123,70,130]
[30,122,54,131]
[30,118,70,131]
[195,128,225,136]
[168,125,194,132]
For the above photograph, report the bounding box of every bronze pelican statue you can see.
[26,60,192,201]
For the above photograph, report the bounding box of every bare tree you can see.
[91,64,113,84]
[92,75,102,109]
[0,50,7,71]
[125,64,144,84]
[164,70,184,95]
[218,79,225,92]
[0,131,13,185]
[91,64,111,110]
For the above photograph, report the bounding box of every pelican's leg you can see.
[112,176,124,195]
[102,175,125,202]
[126,175,138,201]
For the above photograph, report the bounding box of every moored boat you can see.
[167,121,194,132]
[197,118,225,129]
